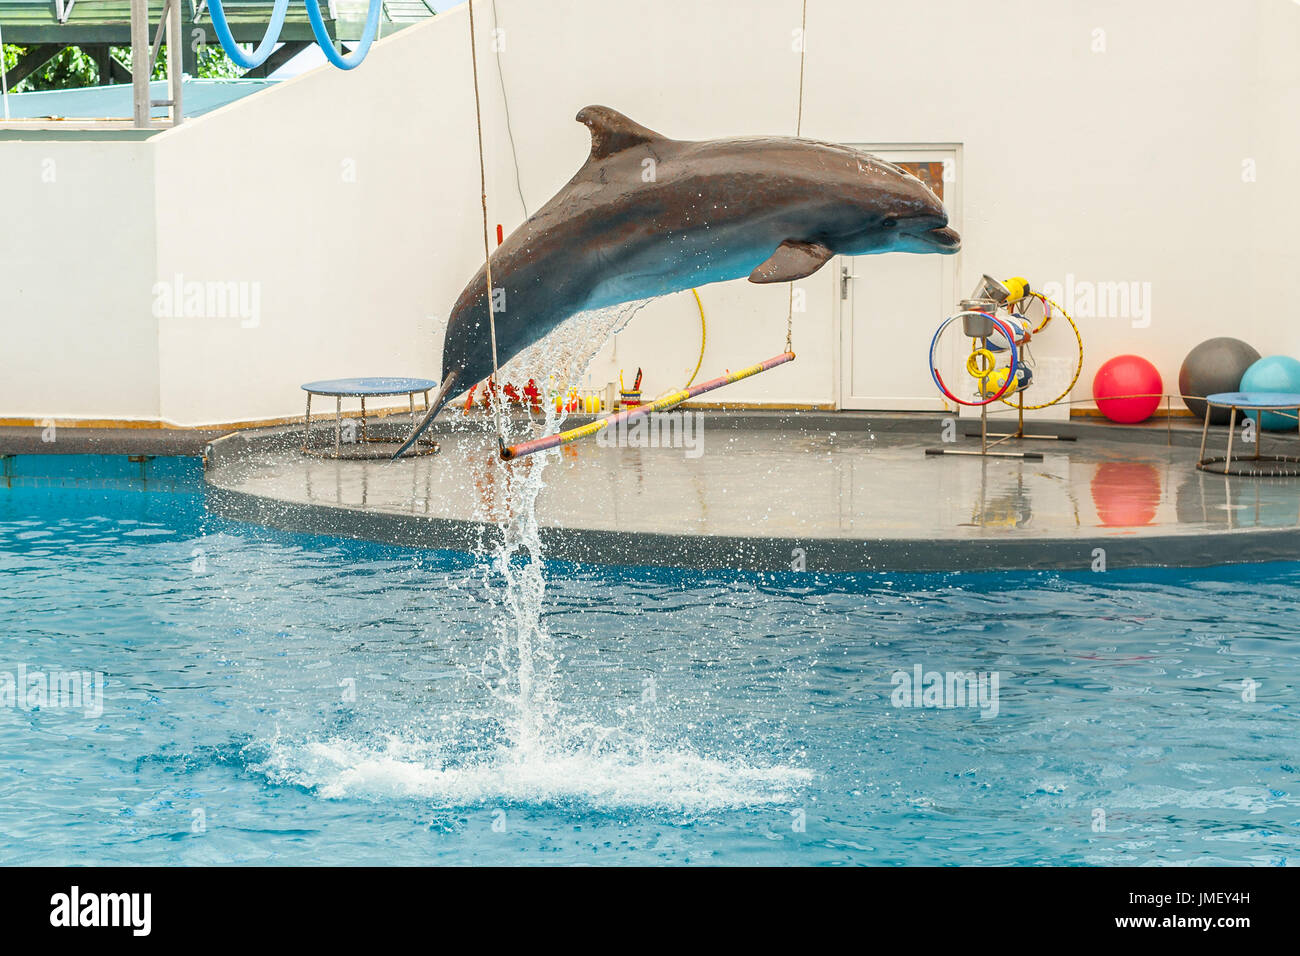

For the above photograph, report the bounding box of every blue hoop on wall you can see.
[207,0,384,71]
[207,0,292,70]
[304,0,385,70]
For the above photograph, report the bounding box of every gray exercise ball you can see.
[1179,337,1261,424]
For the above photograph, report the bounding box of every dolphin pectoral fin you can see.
[748,240,835,284]
[576,105,667,161]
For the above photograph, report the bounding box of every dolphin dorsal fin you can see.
[576,106,665,161]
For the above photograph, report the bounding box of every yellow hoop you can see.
[967,348,996,379]
[999,292,1084,410]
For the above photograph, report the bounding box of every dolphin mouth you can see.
[916,225,961,253]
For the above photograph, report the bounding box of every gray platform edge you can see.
[201,412,1300,573]
[0,426,224,457]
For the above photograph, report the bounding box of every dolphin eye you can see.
[881,215,898,229]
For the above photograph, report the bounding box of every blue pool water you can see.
[0,456,1296,865]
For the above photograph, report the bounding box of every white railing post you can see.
[166,0,183,124]
[131,0,151,127]
[0,22,11,121]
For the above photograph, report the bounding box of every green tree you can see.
[3,45,98,90]
[3,43,240,92]
[194,45,242,80]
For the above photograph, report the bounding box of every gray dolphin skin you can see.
[395,105,959,457]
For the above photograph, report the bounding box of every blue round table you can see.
[302,377,438,457]
[1197,391,1300,476]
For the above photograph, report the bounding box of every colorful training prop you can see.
[1240,355,1300,430]
[1092,354,1163,424]
[929,311,1021,406]
[501,352,795,461]
[997,293,1084,411]
[986,364,1031,395]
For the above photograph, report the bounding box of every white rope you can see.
[786,0,808,353]
[467,0,506,451]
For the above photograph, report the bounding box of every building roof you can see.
[1,76,276,119]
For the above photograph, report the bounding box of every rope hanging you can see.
[470,1,805,463]
[786,0,809,353]
[467,0,507,455]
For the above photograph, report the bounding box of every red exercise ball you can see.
[1091,461,1162,527]
[1093,354,1163,424]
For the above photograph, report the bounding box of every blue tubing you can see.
[305,0,385,70]
[208,0,292,70]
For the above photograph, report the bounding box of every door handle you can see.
[840,264,858,300]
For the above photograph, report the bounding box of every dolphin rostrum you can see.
[395,105,959,457]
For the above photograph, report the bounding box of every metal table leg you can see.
[1225,405,1237,473]
[304,392,312,451]
[360,396,367,443]
[335,397,342,457]
[1198,403,1211,464]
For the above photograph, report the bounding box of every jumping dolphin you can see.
[394,105,959,457]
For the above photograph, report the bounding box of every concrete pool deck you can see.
[198,411,1300,572]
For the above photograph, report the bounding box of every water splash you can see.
[261,301,812,810]
[495,298,651,407]
[260,732,811,812]
[479,420,556,756]
[475,299,650,754]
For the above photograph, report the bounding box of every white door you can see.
[839,148,961,411]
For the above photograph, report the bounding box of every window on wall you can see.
[898,161,946,203]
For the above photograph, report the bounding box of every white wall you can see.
[150,16,485,425]
[474,0,1300,406]
[0,141,160,422]
[2,0,1298,425]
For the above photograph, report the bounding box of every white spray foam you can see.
[268,301,811,810]
[261,732,813,812]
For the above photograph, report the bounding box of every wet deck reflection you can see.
[209,422,1300,542]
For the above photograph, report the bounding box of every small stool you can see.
[302,377,439,459]
[1197,391,1300,476]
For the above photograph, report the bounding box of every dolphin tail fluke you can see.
[391,371,459,460]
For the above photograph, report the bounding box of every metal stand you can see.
[1197,395,1300,477]
[965,399,1077,443]
[130,0,183,129]
[302,383,438,460]
[927,301,1043,460]
[927,397,1045,460]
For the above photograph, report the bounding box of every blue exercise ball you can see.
[1240,356,1300,430]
